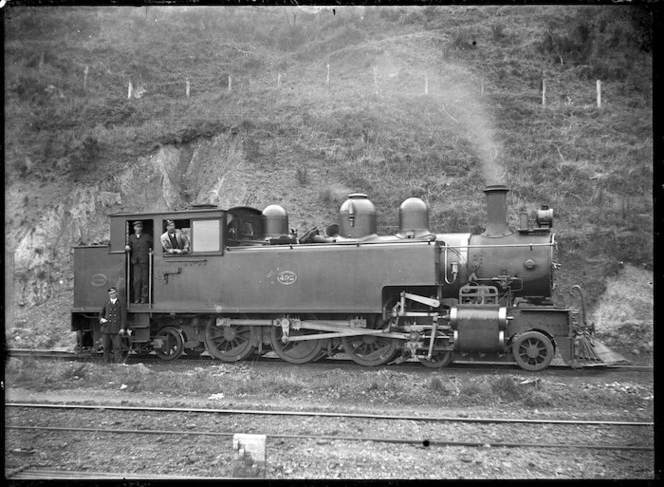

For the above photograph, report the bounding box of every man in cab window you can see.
[161,220,190,255]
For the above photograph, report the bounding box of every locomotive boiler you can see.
[71,185,626,370]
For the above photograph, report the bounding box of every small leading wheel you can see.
[204,322,257,362]
[512,331,554,371]
[341,335,398,367]
[269,326,325,364]
[154,326,184,361]
[418,350,453,368]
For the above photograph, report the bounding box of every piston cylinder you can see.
[449,305,507,353]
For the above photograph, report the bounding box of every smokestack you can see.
[482,185,510,237]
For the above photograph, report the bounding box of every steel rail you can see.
[5,348,655,375]
[5,424,653,452]
[6,403,653,427]
[7,468,229,480]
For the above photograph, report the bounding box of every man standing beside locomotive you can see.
[125,220,153,304]
[99,287,127,364]
[160,220,190,254]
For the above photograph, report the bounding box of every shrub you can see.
[70,135,100,176]
[377,6,404,22]
[459,378,491,397]
[296,166,308,185]
[491,23,506,40]
[491,375,525,402]
[243,138,261,162]
[11,75,49,103]
[523,390,554,408]
[58,363,93,381]
[537,6,651,81]
[319,188,334,206]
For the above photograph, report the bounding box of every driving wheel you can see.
[204,321,257,362]
[418,350,453,368]
[269,325,325,364]
[341,335,398,366]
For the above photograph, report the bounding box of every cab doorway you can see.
[125,219,154,306]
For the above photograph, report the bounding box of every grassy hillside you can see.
[4,5,653,314]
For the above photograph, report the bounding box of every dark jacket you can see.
[100,299,127,334]
[127,233,153,264]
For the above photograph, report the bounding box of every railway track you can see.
[6,402,654,479]
[6,348,653,373]
[5,402,655,426]
[7,468,226,481]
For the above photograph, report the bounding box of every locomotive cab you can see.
[72,206,234,355]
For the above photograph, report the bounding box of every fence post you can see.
[186,78,190,97]
[278,73,281,88]
[541,78,546,107]
[596,80,602,108]
[228,75,232,92]
[327,64,330,84]
[84,65,89,90]
[128,80,133,100]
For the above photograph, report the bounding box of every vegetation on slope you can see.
[4,5,653,313]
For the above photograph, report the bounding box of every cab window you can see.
[192,219,221,252]
[240,221,255,238]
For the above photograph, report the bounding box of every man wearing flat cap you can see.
[161,220,190,255]
[125,221,153,304]
[100,287,127,364]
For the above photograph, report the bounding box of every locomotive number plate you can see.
[276,270,297,285]
[90,273,108,287]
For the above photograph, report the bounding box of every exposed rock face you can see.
[590,264,654,355]
[10,132,249,308]
[591,264,653,332]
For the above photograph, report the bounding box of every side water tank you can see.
[397,197,430,239]
[338,193,377,238]
[262,205,289,238]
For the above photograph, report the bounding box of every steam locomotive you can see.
[71,185,625,370]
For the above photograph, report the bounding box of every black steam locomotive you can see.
[71,185,625,370]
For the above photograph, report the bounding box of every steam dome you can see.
[262,205,289,238]
[338,193,377,238]
[397,197,430,239]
